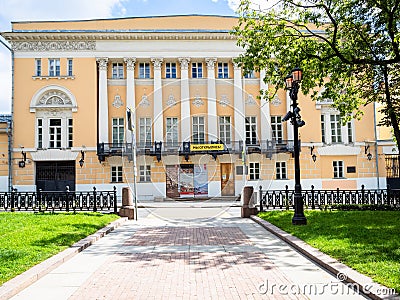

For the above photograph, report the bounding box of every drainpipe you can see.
[0,37,14,193]
[373,101,380,189]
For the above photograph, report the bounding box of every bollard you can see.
[241,186,258,218]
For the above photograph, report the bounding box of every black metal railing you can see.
[97,143,133,161]
[258,185,400,211]
[0,186,118,213]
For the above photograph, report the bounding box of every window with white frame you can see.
[245,116,258,145]
[321,115,326,143]
[139,117,152,147]
[67,59,73,76]
[48,59,60,76]
[219,116,231,146]
[49,119,62,148]
[217,62,229,78]
[347,121,353,143]
[35,59,41,76]
[139,63,150,79]
[165,62,177,78]
[37,119,43,148]
[166,117,179,147]
[249,162,260,180]
[333,161,344,178]
[271,116,283,142]
[244,70,256,78]
[192,116,205,144]
[139,165,151,182]
[192,62,203,78]
[330,115,342,143]
[112,118,125,144]
[111,166,123,183]
[68,119,73,148]
[112,63,124,79]
[275,162,287,179]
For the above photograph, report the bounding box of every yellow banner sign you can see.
[190,144,224,151]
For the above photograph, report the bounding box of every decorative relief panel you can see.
[219,95,230,107]
[112,95,124,109]
[271,95,282,107]
[38,90,72,106]
[192,95,204,107]
[245,94,256,106]
[11,40,96,51]
[166,94,177,107]
[139,94,150,107]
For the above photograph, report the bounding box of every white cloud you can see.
[0,49,11,113]
[226,0,278,12]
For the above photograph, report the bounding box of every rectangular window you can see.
[245,116,258,145]
[249,162,260,180]
[48,59,60,76]
[217,62,229,78]
[139,63,150,79]
[192,116,205,144]
[333,161,344,178]
[35,59,41,76]
[112,63,124,79]
[139,165,151,182]
[244,70,255,78]
[68,118,73,148]
[271,116,283,142]
[139,117,152,147]
[321,115,326,143]
[165,62,177,78]
[330,115,342,143]
[347,121,353,143]
[166,117,179,147]
[219,116,231,146]
[49,119,62,148]
[67,59,73,76]
[191,62,203,78]
[112,118,125,144]
[276,162,287,179]
[37,119,43,148]
[111,166,123,183]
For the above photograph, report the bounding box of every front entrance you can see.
[220,163,234,196]
[36,161,76,191]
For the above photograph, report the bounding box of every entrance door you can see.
[36,161,76,191]
[220,163,234,196]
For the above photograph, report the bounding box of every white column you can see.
[179,57,191,142]
[206,58,218,141]
[259,69,272,141]
[233,60,245,145]
[97,57,109,143]
[286,90,293,141]
[151,58,164,142]
[124,57,136,143]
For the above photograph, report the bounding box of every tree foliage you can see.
[232,0,400,148]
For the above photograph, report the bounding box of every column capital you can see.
[205,57,217,70]
[96,57,108,71]
[124,57,136,71]
[178,57,191,70]
[232,58,241,70]
[151,57,163,70]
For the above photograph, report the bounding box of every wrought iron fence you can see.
[0,186,118,213]
[258,185,400,211]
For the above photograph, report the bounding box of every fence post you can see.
[11,187,16,212]
[311,185,315,210]
[113,186,118,214]
[386,184,391,206]
[259,185,263,212]
[38,189,42,212]
[65,186,70,212]
[285,185,290,208]
[93,187,97,212]
[361,184,365,205]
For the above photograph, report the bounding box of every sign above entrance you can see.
[190,144,224,151]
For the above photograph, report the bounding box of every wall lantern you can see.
[18,151,27,168]
[365,145,372,161]
[79,150,85,168]
[310,146,317,162]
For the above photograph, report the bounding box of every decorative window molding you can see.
[30,85,77,113]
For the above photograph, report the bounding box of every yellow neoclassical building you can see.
[1,15,397,199]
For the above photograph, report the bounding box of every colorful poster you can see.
[194,164,208,197]
[166,165,179,198]
[179,164,194,197]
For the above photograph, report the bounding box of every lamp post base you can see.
[292,215,307,225]
[292,191,307,225]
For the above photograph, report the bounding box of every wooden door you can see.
[220,163,234,196]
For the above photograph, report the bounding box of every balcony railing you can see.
[97,143,133,162]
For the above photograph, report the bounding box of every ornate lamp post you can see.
[284,67,307,225]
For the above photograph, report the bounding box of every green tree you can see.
[232,0,400,149]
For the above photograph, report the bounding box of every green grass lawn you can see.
[0,212,120,285]
[258,210,400,292]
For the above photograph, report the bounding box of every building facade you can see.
[1,15,397,198]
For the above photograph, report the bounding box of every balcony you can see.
[97,143,133,162]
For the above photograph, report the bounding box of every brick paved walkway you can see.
[70,226,306,300]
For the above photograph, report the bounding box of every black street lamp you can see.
[284,67,307,225]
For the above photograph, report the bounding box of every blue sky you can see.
[0,0,258,113]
